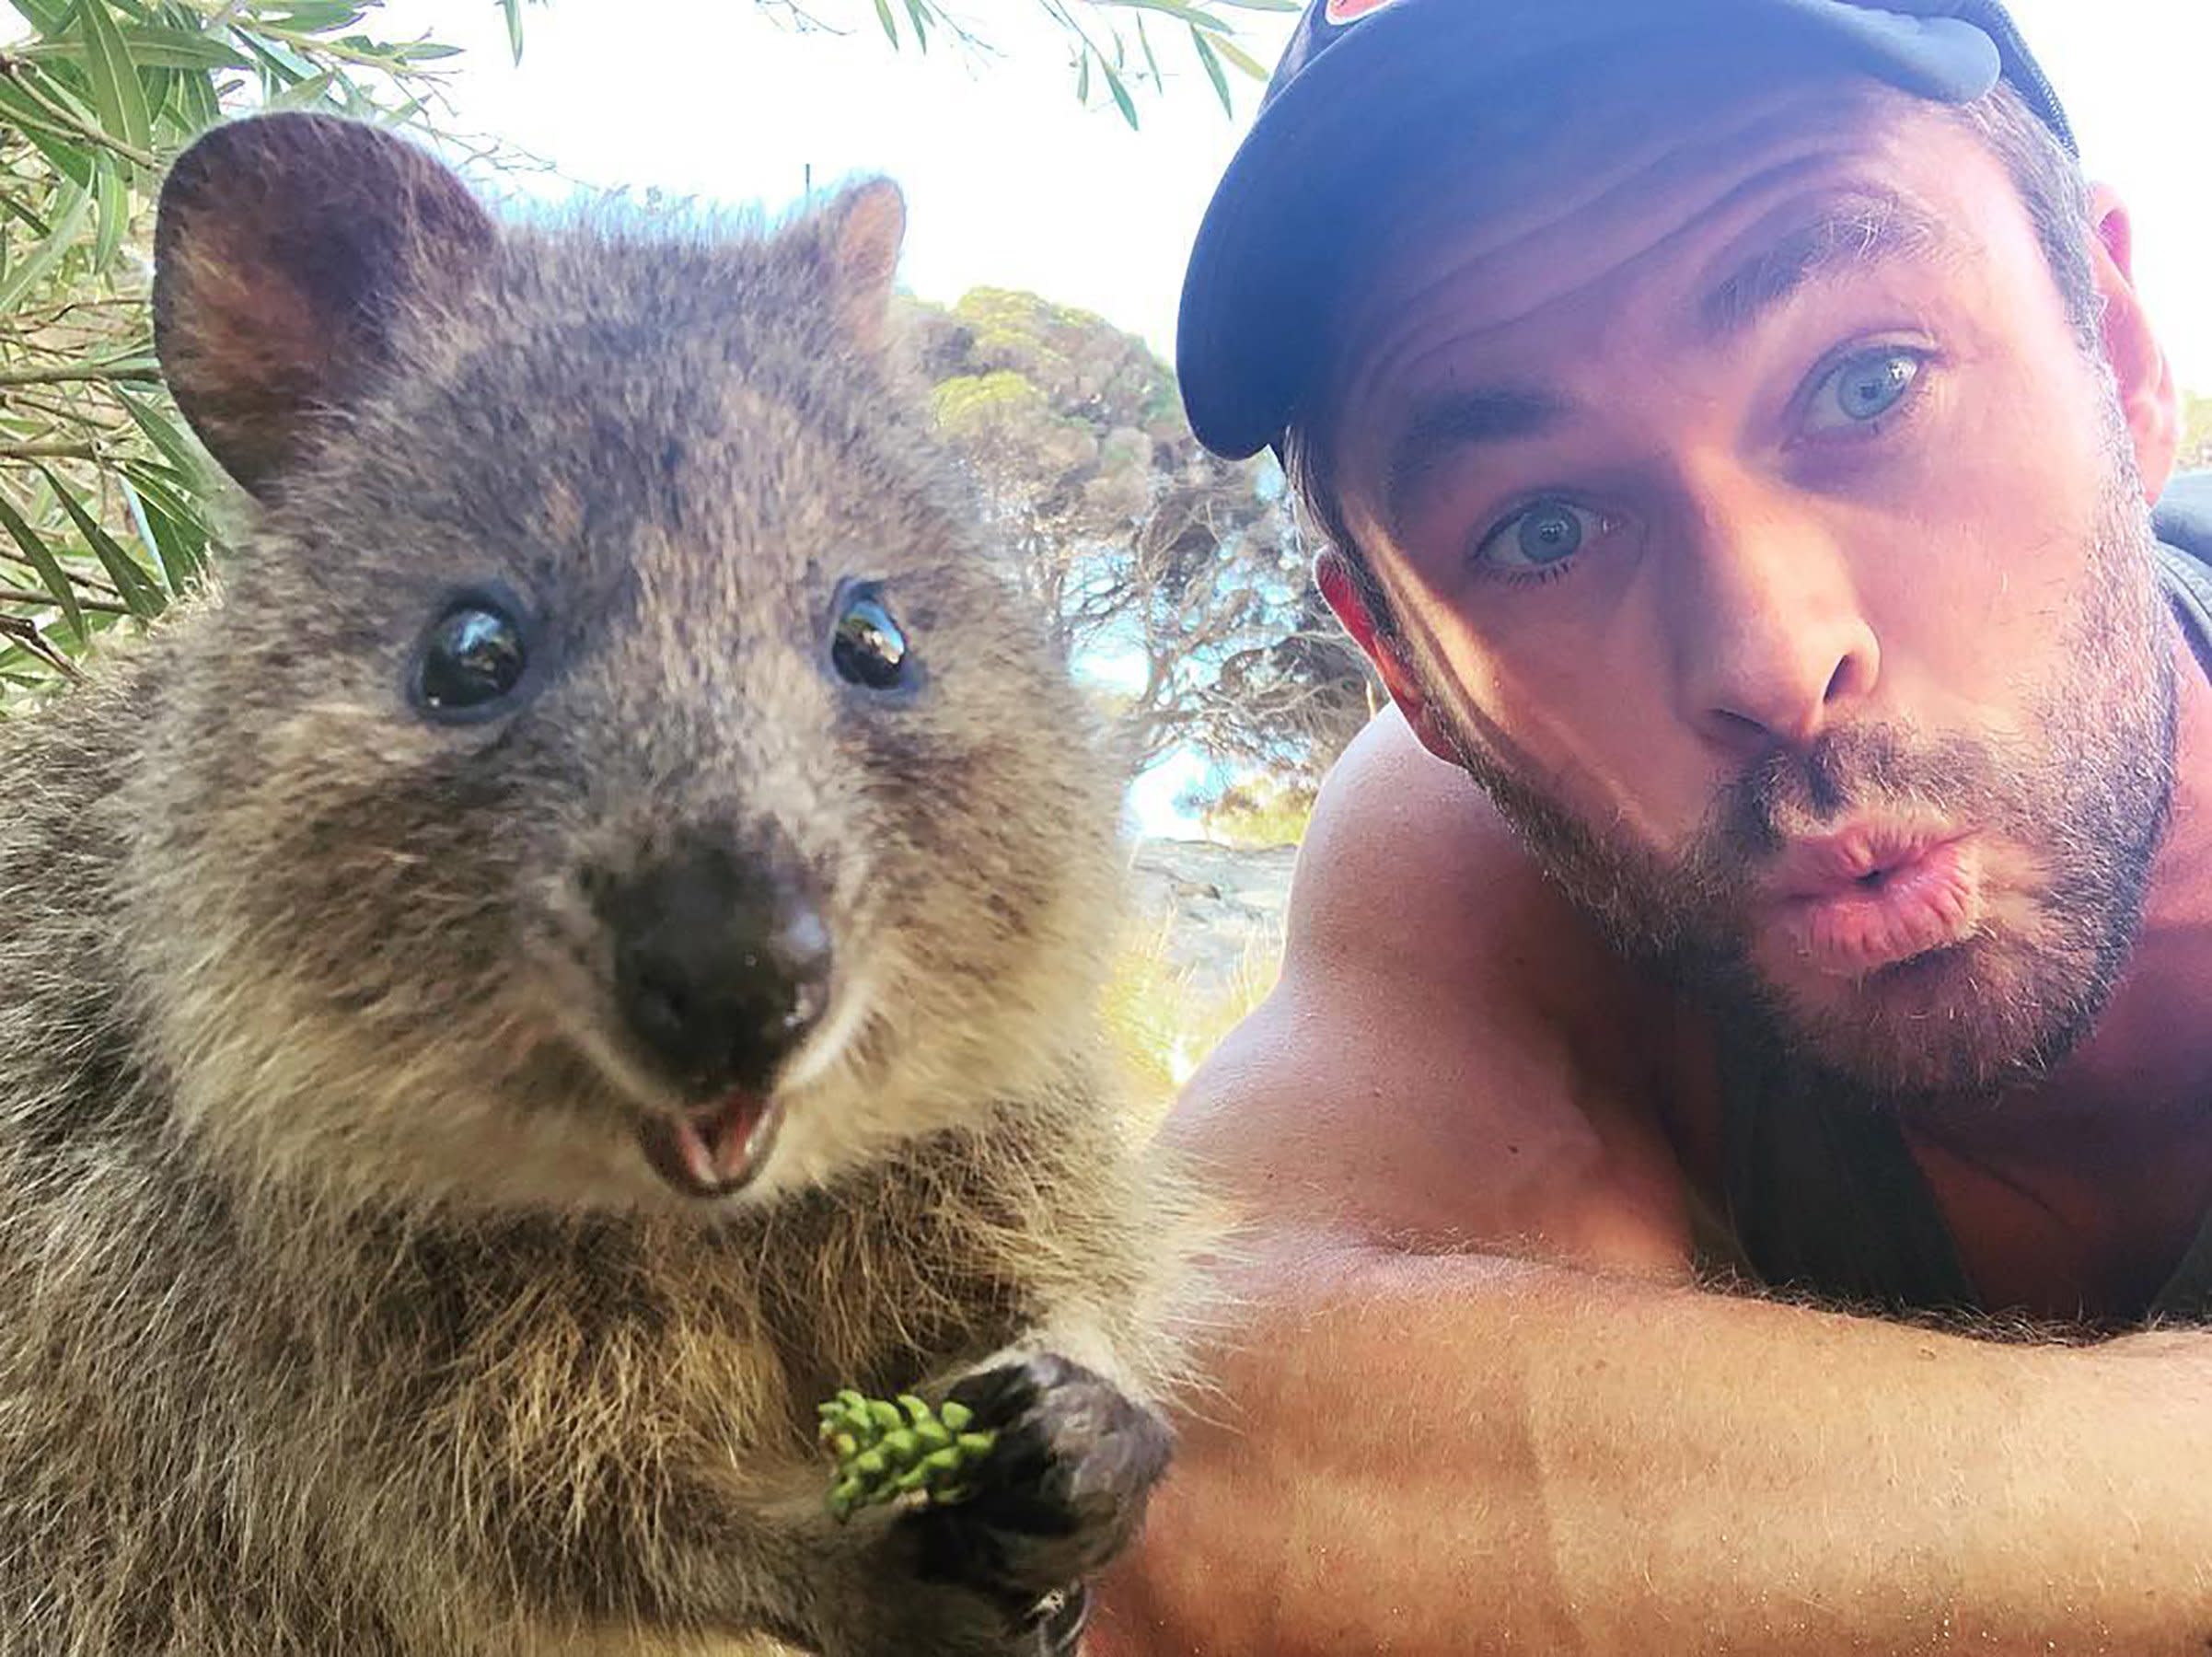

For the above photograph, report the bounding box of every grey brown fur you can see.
[0,113,1194,1655]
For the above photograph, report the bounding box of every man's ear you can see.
[153,112,495,496]
[1314,549,1462,766]
[2083,183,2181,503]
[816,177,906,353]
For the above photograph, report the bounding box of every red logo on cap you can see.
[1324,0,1396,22]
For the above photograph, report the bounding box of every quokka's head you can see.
[131,113,1120,1218]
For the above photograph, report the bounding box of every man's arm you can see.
[1093,713,2212,1654]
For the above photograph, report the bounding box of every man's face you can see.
[1324,59,2178,1098]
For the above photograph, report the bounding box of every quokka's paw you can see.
[905,1352,1171,1633]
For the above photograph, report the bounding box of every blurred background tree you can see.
[2183,391,2212,472]
[913,286,1378,794]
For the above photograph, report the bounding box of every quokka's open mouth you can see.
[634,1089,785,1199]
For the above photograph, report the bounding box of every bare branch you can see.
[0,442,98,462]
[0,365,161,389]
[0,585,129,616]
[0,59,160,171]
[0,613,81,678]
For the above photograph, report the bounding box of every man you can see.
[1092,1,2212,1650]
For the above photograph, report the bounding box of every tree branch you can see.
[0,364,161,389]
[0,584,129,616]
[0,613,80,678]
[0,60,160,172]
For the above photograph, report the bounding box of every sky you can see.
[370,0,2212,834]
[380,0,2212,379]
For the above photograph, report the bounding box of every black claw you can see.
[945,1361,1039,1425]
[906,1352,1171,1618]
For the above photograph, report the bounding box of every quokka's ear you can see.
[153,112,495,496]
[815,177,907,353]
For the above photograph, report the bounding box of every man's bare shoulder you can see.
[1285,708,1593,991]
[1166,711,1693,1271]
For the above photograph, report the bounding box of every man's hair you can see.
[1286,79,2102,637]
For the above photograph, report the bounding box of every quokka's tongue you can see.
[639,1089,774,1198]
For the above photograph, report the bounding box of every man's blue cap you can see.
[1176,0,2076,461]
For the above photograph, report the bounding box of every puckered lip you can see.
[1768,820,1967,903]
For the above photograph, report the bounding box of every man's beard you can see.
[1414,460,2179,1102]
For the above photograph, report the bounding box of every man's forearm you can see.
[1092,1240,2212,1655]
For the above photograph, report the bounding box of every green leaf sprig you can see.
[816,1389,999,1524]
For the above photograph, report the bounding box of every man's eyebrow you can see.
[1375,194,1956,532]
[1384,386,1569,530]
[1698,192,1958,342]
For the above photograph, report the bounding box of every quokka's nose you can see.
[601,835,833,1097]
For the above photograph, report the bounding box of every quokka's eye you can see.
[829,584,911,693]
[413,597,530,720]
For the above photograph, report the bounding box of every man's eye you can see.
[1473,499,1607,575]
[1804,347,1926,435]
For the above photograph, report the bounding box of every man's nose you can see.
[1666,479,1881,759]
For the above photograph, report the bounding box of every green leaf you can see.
[267,68,338,110]
[174,63,220,131]
[500,0,525,63]
[143,62,176,125]
[116,451,204,508]
[237,32,312,89]
[115,391,215,493]
[1101,60,1140,129]
[92,152,127,273]
[117,23,251,70]
[115,469,203,597]
[122,486,208,593]
[871,0,899,48]
[33,465,165,620]
[1076,47,1091,103]
[115,459,201,521]
[0,82,98,188]
[1135,11,1161,85]
[1110,0,1228,30]
[0,180,93,313]
[1191,24,1231,114]
[85,348,158,377]
[1210,34,1269,77]
[900,0,930,52]
[261,2,370,28]
[0,491,87,643]
[116,469,159,571]
[20,26,249,71]
[77,0,156,163]
[6,0,74,37]
[116,465,213,583]
[0,186,53,238]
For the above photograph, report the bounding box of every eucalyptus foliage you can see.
[0,0,480,709]
[842,0,1293,126]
